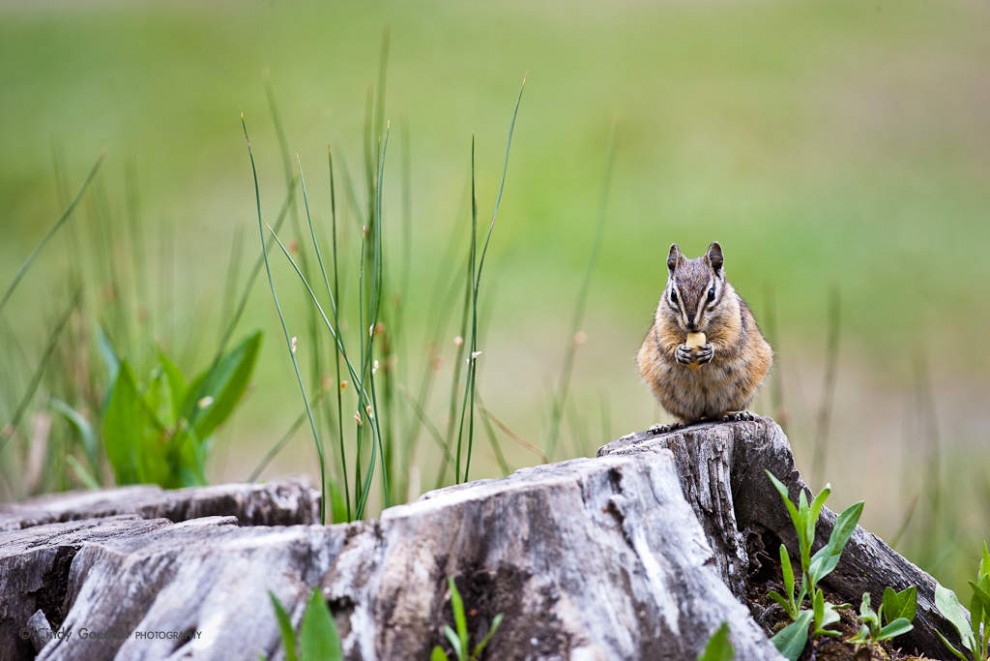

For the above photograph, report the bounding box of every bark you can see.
[0,418,956,660]
[599,417,958,657]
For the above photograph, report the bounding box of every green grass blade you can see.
[448,577,469,658]
[268,591,297,661]
[0,289,80,454]
[328,147,350,521]
[216,176,299,356]
[1,153,104,313]
[242,111,326,524]
[471,613,504,660]
[454,136,479,485]
[461,76,525,483]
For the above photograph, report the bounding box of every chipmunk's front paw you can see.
[675,345,695,365]
[695,343,714,365]
[648,421,686,435]
[721,410,757,422]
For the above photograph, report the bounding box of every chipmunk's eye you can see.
[707,286,716,302]
[669,290,678,305]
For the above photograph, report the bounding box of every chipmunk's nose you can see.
[686,322,699,332]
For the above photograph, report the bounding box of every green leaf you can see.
[97,325,120,389]
[51,397,99,470]
[443,626,463,661]
[808,501,864,585]
[849,624,870,645]
[697,622,733,661]
[878,618,914,641]
[471,613,504,661]
[157,348,187,421]
[968,579,990,632]
[936,582,976,654]
[979,541,990,581]
[181,331,262,443]
[771,610,813,661]
[883,586,917,624]
[936,630,970,661]
[780,545,794,608]
[448,577,469,659]
[766,472,805,556]
[102,361,169,485]
[329,481,349,524]
[268,591,297,661]
[858,593,879,629]
[145,366,177,429]
[431,646,449,661]
[813,588,823,625]
[808,484,831,552]
[768,591,791,615]
[300,587,342,661]
[170,427,208,487]
[819,601,841,633]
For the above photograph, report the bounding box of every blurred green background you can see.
[2,0,988,585]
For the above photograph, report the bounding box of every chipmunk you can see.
[637,241,772,430]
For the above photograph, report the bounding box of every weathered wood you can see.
[599,416,958,657]
[0,418,956,660]
[1,460,779,660]
[0,479,321,531]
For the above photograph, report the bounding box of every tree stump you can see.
[0,417,958,660]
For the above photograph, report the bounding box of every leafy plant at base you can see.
[697,622,733,661]
[268,587,342,661]
[431,577,504,661]
[849,587,916,645]
[935,541,990,661]
[765,470,864,660]
[102,331,261,487]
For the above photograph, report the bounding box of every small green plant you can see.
[765,471,864,660]
[268,587,343,661]
[698,622,733,661]
[935,541,990,661]
[101,331,261,487]
[431,577,504,661]
[849,587,916,645]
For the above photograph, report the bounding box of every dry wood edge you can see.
[1,461,779,659]
[599,416,960,657]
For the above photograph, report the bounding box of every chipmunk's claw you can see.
[695,344,714,365]
[648,421,686,435]
[675,345,695,365]
[721,410,757,422]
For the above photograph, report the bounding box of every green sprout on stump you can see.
[432,577,504,661]
[765,470,864,660]
[268,587,343,661]
[936,541,990,661]
[849,587,916,645]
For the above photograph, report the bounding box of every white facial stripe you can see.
[675,284,690,326]
[692,278,712,327]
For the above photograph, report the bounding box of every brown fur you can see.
[638,243,773,422]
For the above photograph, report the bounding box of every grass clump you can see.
[243,43,526,522]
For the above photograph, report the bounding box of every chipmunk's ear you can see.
[666,244,682,273]
[705,241,724,275]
